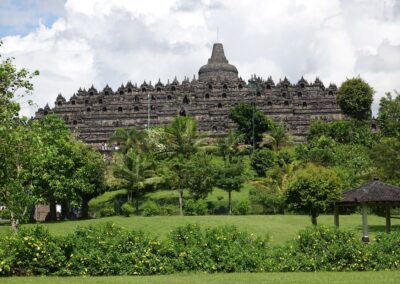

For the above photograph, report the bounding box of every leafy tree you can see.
[186,152,216,200]
[163,155,189,216]
[31,115,77,220]
[32,115,105,220]
[308,119,376,146]
[378,91,400,137]
[0,42,39,230]
[336,77,374,120]
[370,137,400,186]
[0,122,42,230]
[229,103,271,145]
[214,159,246,214]
[113,149,162,213]
[71,142,105,219]
[307,135,337,166]
[250,148,276,177]
[284,164,343,225]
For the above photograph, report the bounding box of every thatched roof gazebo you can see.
[335,180,400,243]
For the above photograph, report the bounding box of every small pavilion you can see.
[334,180,400,243]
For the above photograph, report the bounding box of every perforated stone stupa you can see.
[36,43,343,147]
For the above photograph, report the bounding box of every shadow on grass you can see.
[356,224,400,233]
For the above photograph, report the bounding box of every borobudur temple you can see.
[35,43,344,147]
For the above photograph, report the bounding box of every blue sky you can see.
[0,0,65,37]
[1,0,400,117]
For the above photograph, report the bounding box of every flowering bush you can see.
[270,226,369,272]
[167,224,270,272]
[62,223,172,275]
[0,226,65,276]
[368,232,400,270]
[1,224,400,276]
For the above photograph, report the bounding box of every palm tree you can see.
[260,121,291,149]
[113,149,162,213]
[109,128,148,154]
[162,116,215,215]
[217,130,243,162]
[163,116,208,158]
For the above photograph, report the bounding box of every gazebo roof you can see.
[337,180,400,205]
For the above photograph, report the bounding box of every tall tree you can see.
[186,152,215,200]
[70,141,105,219]
[113,149,162,213]
[336,77,374,120]
[32,115,75,221]
[0,42,39,230]
[162,116,212,215]
[378,91,400,137]
[214,159,246,214]
[32,115,105,220]
[0,122,42,230]
[284,164,342,225]
[229,103,271,145]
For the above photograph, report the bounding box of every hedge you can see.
[0,224,399,276]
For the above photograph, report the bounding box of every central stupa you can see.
[198,43,238,81]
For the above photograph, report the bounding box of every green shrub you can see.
[249,185,284,214]
[232,200,251,215]
[184,199,208,216]
[120,202,135,217]
[270,226,369,272]
[369,232,400,270]
[141,200,161,217]
[250,149,276,177]
[167,224,270,272]
[63,223,172,275]
[2,223,400,276]
[160,204,178,216]
[0,226,65,276]
[99,207,115,217]
[88,189,127,218]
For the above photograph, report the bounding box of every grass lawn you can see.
[2,272,400,284]
[0,214,399,245]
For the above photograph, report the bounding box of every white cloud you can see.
[1,0,400,117]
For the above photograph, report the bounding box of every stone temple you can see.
[36,43,343,147]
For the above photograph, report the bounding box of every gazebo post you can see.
[361,203,369,243]
[385,205,391,233]
[334,204,339,228]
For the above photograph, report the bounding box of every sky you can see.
[1,0,400,117]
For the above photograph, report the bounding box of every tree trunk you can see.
[81,196,90,219]
[48,200,57,221]
[61,201,69,220]
[228,191,232,215]
[311,212,318,225]
[179,189,184,216]
[10,212,19,232]
[135,199,139,215]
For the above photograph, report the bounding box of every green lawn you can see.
[2,272,400,284]
[1,214,399,245]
